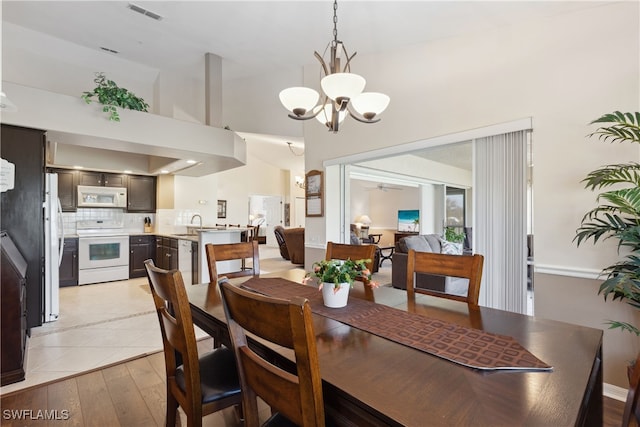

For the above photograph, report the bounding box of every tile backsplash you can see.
[62,208,209,235]
[62,208,155,235]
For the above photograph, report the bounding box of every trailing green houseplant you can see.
[81,72,149,121]
[574,111,640,335]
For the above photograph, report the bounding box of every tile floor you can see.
[1,246,393,395]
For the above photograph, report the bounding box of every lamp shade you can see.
[351,92,390,119]
[279,87,319,116]
[320,73,366,101]
[314,103,346,125]
[355,214,372,225]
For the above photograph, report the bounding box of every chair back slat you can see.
[325,242,376,281]
[205,241,260,282]
[220,282,325,427]
[144,260,202,419]
[406,250,484,307]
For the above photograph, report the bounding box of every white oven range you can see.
[77,220,129,285]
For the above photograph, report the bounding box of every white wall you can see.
[303,2,639,388]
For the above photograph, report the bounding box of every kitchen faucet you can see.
[190,214,203,230]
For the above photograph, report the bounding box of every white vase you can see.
[322,282,350,308]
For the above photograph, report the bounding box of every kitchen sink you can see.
[172,233,197,237]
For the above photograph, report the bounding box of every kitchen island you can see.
[195,227,249,283]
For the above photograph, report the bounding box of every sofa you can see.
[391,234,468,296]
[282,227,305,265]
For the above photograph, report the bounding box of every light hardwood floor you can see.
[0,338,627,426]
[0,338,274,426]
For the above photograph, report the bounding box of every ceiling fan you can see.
[365,183,404,192]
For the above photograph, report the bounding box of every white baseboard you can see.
[604,382,628,402]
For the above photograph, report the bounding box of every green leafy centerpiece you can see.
[304,258,378,308]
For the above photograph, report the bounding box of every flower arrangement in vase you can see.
[304,258,378,308]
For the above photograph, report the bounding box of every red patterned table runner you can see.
[241,278,552,372]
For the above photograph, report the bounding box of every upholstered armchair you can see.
[283,227,305,265]
[274,225,290,260]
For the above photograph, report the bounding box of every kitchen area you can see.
[54,167,248,290]
[0,124,249,387]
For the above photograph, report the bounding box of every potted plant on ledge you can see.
[81,72,149,121]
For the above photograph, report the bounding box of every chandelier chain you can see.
[333,0,338,43]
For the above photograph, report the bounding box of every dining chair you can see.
[205,240,260,283]
[623,352,640,426]
[143,260,242,427]
[219,281,326,427]
[406,249,484,308]
[325,241,377,283]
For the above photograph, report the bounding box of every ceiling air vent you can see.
[100,47,119,54]
[127,3,163,21]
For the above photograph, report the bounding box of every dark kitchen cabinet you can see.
[130,235,156,278]
[155,236,178,270]
[128,175,156,213]
[1,231,28,386]
[59,238,78,287]
[191,241,199,285]
[55,169,77,212]
[78,171,128,187]
[1,125,45,329]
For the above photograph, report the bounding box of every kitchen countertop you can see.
[66,227,249,242]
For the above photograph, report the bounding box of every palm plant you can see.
[575,111,640,335]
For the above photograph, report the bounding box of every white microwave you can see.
[77,185,127,208]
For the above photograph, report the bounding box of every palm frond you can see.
[597,188,640,217]
[589,111,640,144]
[581,163,640,189]
[606,321,640,336]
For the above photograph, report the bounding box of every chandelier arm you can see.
[287,97,330,121]
[346,103,381,124]
[341,51,357,73]
[314,51,329,77]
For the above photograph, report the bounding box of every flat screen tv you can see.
[398,209,420,232]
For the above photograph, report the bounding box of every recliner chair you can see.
[274,225,290,260]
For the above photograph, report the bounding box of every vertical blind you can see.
[475,130,529,314]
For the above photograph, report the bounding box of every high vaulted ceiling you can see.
[2,1,607,174]
[2,1,604,80]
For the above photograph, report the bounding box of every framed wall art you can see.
[305,170,323,217]
[217,200,227,218]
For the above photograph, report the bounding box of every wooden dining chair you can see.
[623,352,640,426]
[325,241,377,283]
[406,249,484,308]
[143,260,242,427]
[219,281,326,427]
[205,240,260,283]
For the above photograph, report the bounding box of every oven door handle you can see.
[57,198,64,267]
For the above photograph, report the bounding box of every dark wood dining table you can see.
[186,270,603,426]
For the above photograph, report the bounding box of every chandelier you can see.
[279,0,390,133]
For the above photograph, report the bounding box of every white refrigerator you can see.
[44,173,62,322]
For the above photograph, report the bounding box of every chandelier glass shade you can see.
[279,0,389,133]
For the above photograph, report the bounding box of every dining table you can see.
[186,269,603,426]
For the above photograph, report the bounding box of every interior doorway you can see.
[248,195,282,247]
